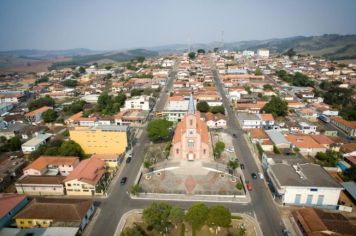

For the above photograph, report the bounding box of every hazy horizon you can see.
[1,0,356,51]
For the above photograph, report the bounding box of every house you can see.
[238,113,261,129]
[14,198,95,232]
[69,125,127,155]
[265,130,291,149]
[235,101,266,113]
[257,49,269,58]
[65,112,97,127]
[286,135,326,157]
[64,158,106,196]
[23,156,79,176]
[267,163,342,207]
[91,154,121,172]
[259,113,274,128]
[0,194,28,228]
[330,116,356,137]
[310,135,337,151]
[114,109,149,126]
[0,93,24,104]
[122,95,153,111]
[15,176,65,196]
[298,121,317,134]
[293,208,356,236]
[0,103,13,115]
[202,112,227,129]
[21,133,52,154]
[25,106,52,124]
[162,96,196,122]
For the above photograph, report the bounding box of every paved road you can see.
[212,68,284,236]
[89,64,284,236]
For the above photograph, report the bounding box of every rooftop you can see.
[24,156,79,172]
[269,163,342,188]
[64,158,105,185]
[25,106,52,117]
[0,194,27,218]
[17,175,65,185]
[21,133,52,147]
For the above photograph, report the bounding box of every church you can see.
[171,94,211,161]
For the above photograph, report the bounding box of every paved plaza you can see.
[139,161,244,195]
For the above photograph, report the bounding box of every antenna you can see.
[220,31,224,49]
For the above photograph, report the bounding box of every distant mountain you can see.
[49,48,159,70]
[150,34,356,60]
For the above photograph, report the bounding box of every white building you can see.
[0,102,13,115]
[257,49,270,58]
[267,163,342,207]
[21,133,52,154]
[242,50,255,57]
[238,113,261,129]
[122,95,153,111]
[162,98,196,122]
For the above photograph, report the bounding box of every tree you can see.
[63,100,86,115]
[273,145,281,154]
[214,141,225,159]
[121,225,147,236]
[28,96,55,111]
[227,160,239,170]
[284,48,296,58]
[344,166,356,181]
[254,68,262,76]
[206,205,231,230]
[262,96,288,117]
[78,66,86,74]
[188,52,196,60]
[136,56,145,63]
[185,203,209,232]
[263,84,273,91]
[130,89,142,97]
[210,106,225,115]
[35,76,49,85]
[58,140,84,158]
[147,119,173,142]
[168,205,185,227]
[197,49,205,54]
[41,109,58,123]
[196,101,210,113]
[130,184,141,196]
[62,79,78,87]
[235,183,243,190]
[315,151,341,167]
[142,202,172,233]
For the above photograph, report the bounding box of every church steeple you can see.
[188,93,195,114]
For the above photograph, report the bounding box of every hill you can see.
[48,49,158,70]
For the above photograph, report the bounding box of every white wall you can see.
[283,186,341,206]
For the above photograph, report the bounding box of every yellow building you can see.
[69,125,128,155]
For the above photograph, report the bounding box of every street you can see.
[89,66,285,236]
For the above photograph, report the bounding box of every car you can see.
[258,172,264,179]
[251,173,257,179]
[246,182,252,191]
[282,229,292,236]
[126,157,132,163]
[232,133,237,138]
[240,164,245,169]
[120,177,127,185]
[225,147,235,153]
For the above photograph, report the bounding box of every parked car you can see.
[246,182,252,191]
[120,177,127,185]
[240,164,245,170]
[282,229,292,236]
[225,147,235,153]
[251,173,257,179]
[232,133,237,138]
[258,172,264,179]
[126,157,132,163]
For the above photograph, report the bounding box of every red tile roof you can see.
[25,106,52,116]
[64,158,105,186]
[24,156,79,172]
[0,194,27,218]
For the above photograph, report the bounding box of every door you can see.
[317,195,324,205]
[294,194,302,204]
[306,195,313,205]
[188,153,194,161]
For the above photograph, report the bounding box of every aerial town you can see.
[0,47,355,236]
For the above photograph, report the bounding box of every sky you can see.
[0,0,356,51]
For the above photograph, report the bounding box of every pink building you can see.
[171,95,211,161]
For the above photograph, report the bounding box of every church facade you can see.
[171,95,211,161]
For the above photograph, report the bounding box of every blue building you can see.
[0,194,29,228]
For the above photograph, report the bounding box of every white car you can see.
[258,172,264,179]
[225,147,235,153]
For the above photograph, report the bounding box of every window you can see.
[189,129,194,135]
[188,140,194,148]
[176,149,179,154]
[203,149,206,154]
[67,184,71,187]
[190,119,193,126]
